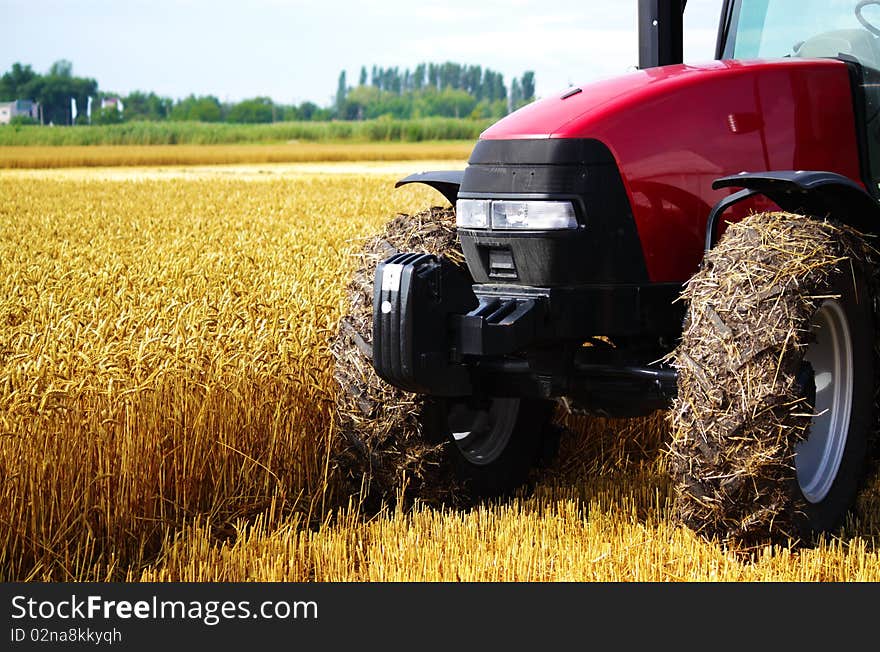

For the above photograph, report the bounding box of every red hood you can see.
[482,59,846,140]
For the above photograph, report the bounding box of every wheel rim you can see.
[447,398,519,466]
[795,299,854,504]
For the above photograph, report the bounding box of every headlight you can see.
[455,199,490,228]
[456,199,578,230]
[491,200,577,230]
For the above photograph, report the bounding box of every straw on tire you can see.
[331,207,560,510]
[330,207,464,509]
[668,211,875,547]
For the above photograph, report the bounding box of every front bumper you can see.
[372,252,682,415]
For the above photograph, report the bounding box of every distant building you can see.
[0,99,40,124]
[100,97,124,112]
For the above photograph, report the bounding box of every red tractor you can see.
[336,0,880,545]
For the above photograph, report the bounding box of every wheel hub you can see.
[447,398,520,466]
[795,299,854,504]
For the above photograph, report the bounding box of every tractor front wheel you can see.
[421,397,558,499]
[669,212,874,546]
[331,207,557,509]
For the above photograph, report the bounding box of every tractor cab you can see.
[717,0,880,193]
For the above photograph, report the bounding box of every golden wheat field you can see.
[2,160,880,582]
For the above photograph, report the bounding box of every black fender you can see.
[394,170,464,206]
[710,171,880,243]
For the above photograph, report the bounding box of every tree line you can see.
[335,64,535,120]
[0,60,535,126]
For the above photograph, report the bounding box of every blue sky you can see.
[1,0,722,106]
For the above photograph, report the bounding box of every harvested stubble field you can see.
[2,162,880,582]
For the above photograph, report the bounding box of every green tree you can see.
[413,63,425,91]
[342,85,379,120]
[226,97,274,123]
[335,70,347,115]
[48,60,73,78]
[509,78,521,111]
[471,98,509,120]
[415,88,476,118]
[94,105,123,124]
[169,95,223,122]
[0,61,96,124]
[31,61,97,125]
[123,91,172,121]
[0,62,37,100]
[521,71,535,101]
[297,101,319,120]
[321,61,532,120]
[310,106,333,121]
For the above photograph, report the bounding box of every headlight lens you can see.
[491,200,577,230]
[456,199,578,230]
[454,199,490,228]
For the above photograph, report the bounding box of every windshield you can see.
[724,0,880,68]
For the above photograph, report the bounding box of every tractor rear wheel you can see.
[669,212,874,546]
[330,207,558,509]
